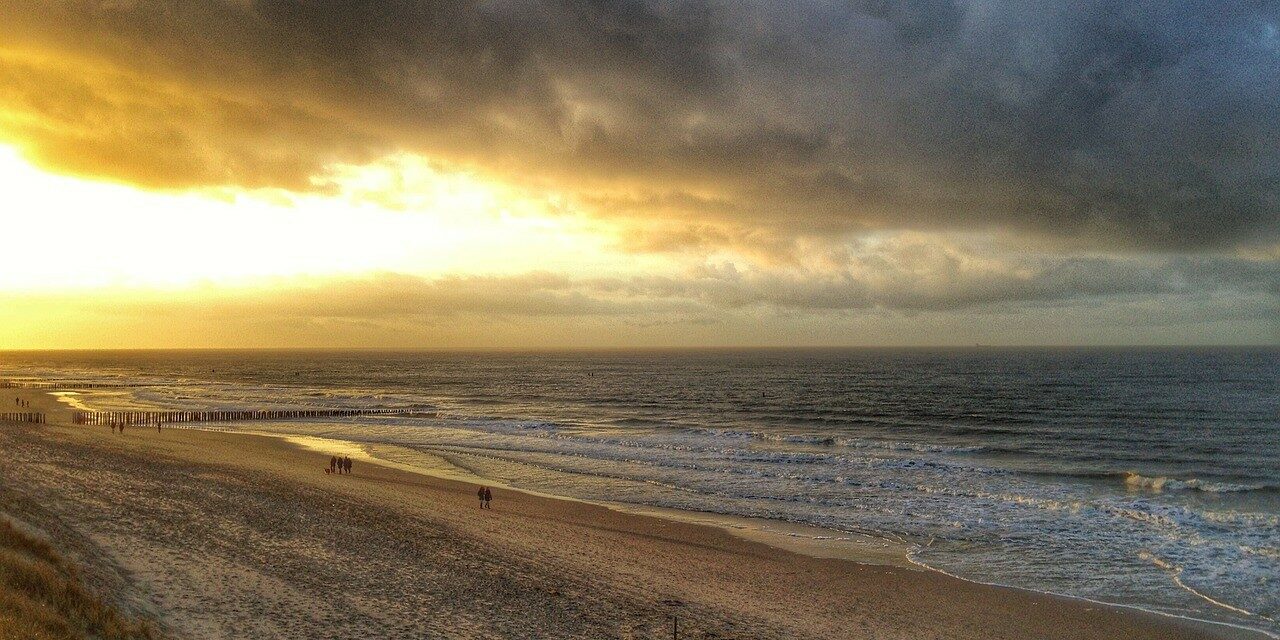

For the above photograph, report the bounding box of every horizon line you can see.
[2,344,1277,353]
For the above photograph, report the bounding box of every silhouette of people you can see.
[483,487,492,509]
[343,456,352,475]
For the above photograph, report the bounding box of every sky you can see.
[0,0,1277,348]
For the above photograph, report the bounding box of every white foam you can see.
[1124,471,1271,494]
[909,549,1279,640]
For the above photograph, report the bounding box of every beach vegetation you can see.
[0,518,157,640]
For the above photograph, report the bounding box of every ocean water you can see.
[3,348,1277,635]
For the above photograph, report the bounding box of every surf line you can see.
[1171,572,1260,619]
[1141,550,1271,622]
[906,543,1279,640]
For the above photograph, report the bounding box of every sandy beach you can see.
[0,388,1253,640]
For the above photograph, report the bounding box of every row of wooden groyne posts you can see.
[72,407,419,426]
[0,412,46,423]
[1,381,137,390]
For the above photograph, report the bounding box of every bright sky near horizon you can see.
[0,1,1276,348]
[0,145,643,290]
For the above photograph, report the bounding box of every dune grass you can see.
[0,518,157,640]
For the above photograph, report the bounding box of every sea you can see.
[2,348,1277,636]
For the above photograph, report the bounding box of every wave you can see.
[910,547,1280,640]
[1122,472,1277,494]
[1138,551,1267,621]
[687,428,985,454]
[602,416,699,429]
[1017,468,1280,496]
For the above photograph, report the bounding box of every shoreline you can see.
[237,426,1280,640]
[4,386,1269,639]
[272,429,921,568]
[901,548,1278,640]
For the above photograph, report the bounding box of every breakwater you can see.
[2,380,136,390]
[0,412,46,423]
[72,408,419,426]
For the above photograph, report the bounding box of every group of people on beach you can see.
[328,455,353,475]
[321,454,494,509]
[107,421,163,434]
[111,422,125,434]
[13,397,29,408]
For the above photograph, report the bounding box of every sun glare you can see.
[0,146,636,291]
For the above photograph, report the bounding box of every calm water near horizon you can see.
[3,348,1277,635]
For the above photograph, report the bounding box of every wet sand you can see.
[0,388,1254,639]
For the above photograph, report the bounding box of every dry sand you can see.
[0,388,1254,639]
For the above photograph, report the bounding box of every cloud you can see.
[144,272,703,320]
[613,251,1280,314]
[3,242,1275,348]
[1,0,1276,250]
[20,249,1280,318]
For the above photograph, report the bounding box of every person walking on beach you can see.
[329,455,338,475]
[477,486,486,508]
[483,487,492,509]
[343,456,352,475]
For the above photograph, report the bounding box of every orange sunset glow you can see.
[0,4,1277,640]
[0,1,1276,348]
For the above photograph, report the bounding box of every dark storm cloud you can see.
[609,254,1280,313]
[88,253,1280,321]
[1,0,1278,248]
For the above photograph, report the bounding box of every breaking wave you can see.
[1122,472,1276,494]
